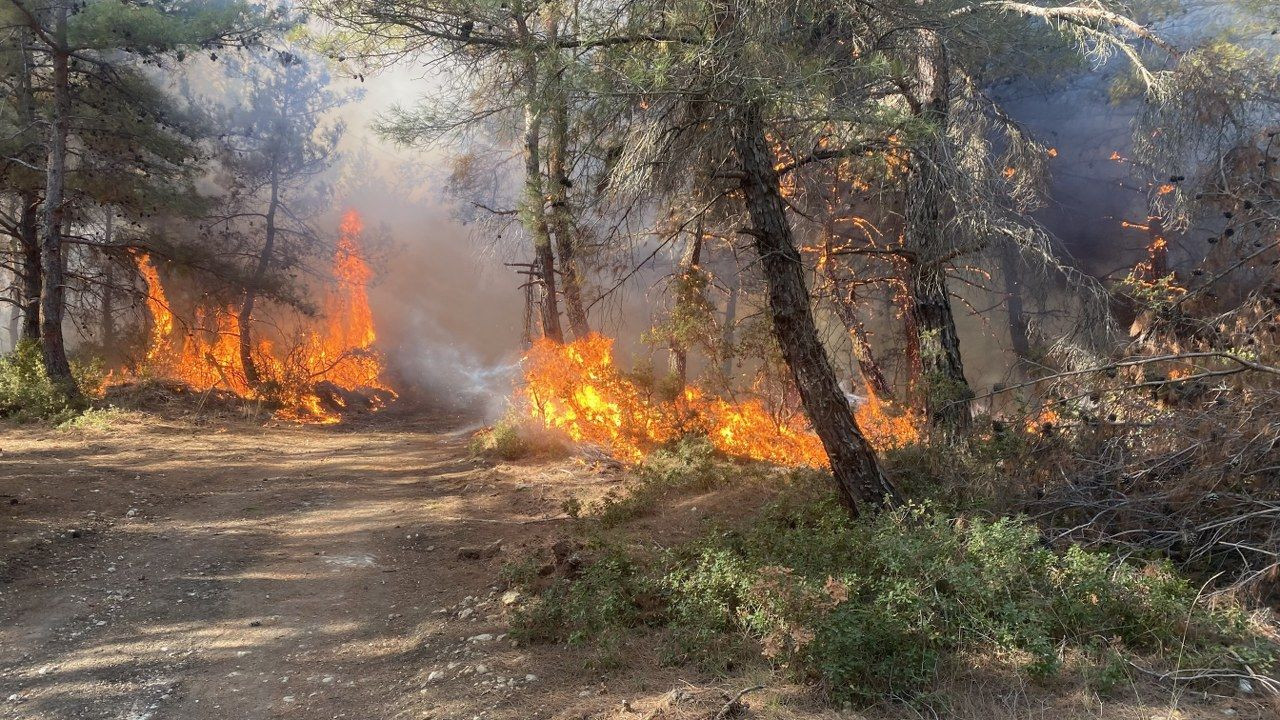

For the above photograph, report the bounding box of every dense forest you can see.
[2,0,1280,717]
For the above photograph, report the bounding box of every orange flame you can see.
[125,209,392,421]
[520,334,920,467]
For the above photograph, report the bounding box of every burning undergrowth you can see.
[514,333,920,468]
[112,209,396,423]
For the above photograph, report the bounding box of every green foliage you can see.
[469,416,530,460]
[509,544,662,668]
[468,413,568,460]
[517,493,1274,705]
[665,502,1269,704]
[0,341,101,423]
[58,407,127,431]
[595,435,729,526]
[68,1,272,54]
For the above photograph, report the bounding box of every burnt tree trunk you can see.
[238,166,279,388]
[904,29,972,429]
[1000,242,1031,359]
[546,77,590,341]
[732,104,900,514]
[38,6,81,404]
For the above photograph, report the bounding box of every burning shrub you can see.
[120,210,395,423]
[520,333,920,467]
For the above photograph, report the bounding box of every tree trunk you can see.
[907,259,971,427]
[1000,242,1031,359]
[820,228,895,401]
[100,215,116,358]
[38,7,81,405]
[18,194,41,343]
[904,29,971,429]
[719,269,738,382]
[238,169,279,388]
[519,50,564,344]
[829,294,895,401]
[731,103,900,514]
[667,221,704,390]
[546,78,590,340]
[16,30,41,344]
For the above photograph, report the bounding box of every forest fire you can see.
[520,334,919,467]
[125,209,393,421]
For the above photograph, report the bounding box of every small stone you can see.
[475,664,489,674]
[427,670,445,682]
[282,696,295,703]
[524,674,537,683]
[458,608,474,620]
[126,508,138,517]
[500,590,521,606]
[1238,678,1253,694]
[467,634,493,643]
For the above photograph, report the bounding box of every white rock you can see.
[427,670,445,682]
[524,674,537,682]
[468,633,494,643]
[458,608,474,620]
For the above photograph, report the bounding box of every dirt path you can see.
[0,408,623,720]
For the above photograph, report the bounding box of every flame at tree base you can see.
[521,334,920,467]
[120,209,394,423]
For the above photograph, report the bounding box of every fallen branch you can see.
[712,685,765,720]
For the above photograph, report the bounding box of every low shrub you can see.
[0,340,100,423]
[596,434,735,526]
[514,495,1275,705]
[469,413,567,460]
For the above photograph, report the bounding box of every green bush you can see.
[597,434,731,526]
[517,495,1274,705]
[664,501,1270,704]
[470,413,570,461]
[0,340,98,423]
[469,416,530,459]
[510,544,662,671]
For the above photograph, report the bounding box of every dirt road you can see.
[0,408,632,720]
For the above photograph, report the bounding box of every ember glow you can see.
[125,209,393,421]
[520,334,920,467]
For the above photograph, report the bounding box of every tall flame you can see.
[521,334,919,467]
[126,209,391,421]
